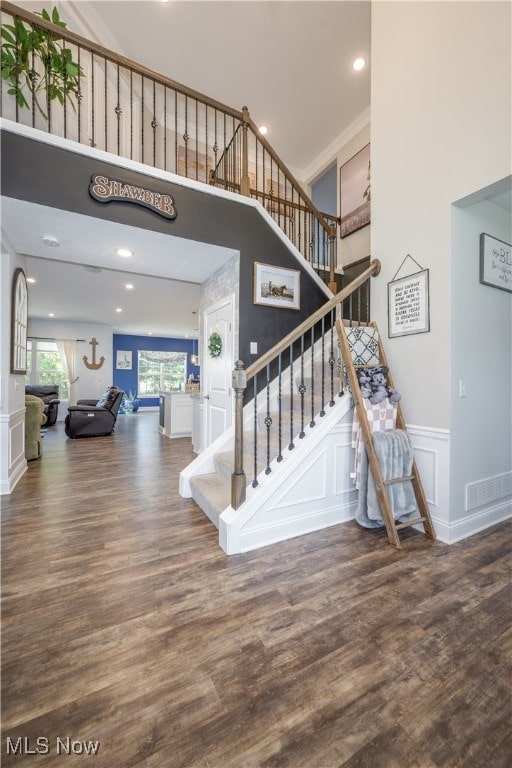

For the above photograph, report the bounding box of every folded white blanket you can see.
[356,429,418,529]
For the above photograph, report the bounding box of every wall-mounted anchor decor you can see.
[83,337,105,370]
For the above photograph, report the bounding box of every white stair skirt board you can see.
[220,400,356,554]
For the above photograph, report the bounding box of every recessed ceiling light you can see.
[42,236,60,247]
[27,277,36,284]
[125,283,134,290]
[116,248,133,257]
[115,307,123,313]
[352,57,366,71]
[147,332,153,335]
[48,313,55,317]
[259,126,268,136]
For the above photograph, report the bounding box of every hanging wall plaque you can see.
[388,255,430,338]
[479,233,512,293]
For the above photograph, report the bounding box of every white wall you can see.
[449,196,511,536]
[27,319,113,411]
[0,241,28,494]
[371,0,511,429]
[371,1,511,540]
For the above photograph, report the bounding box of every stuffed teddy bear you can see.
[387,386,401,404]
[356,368,372,399]
[356,365,402,405]
[369,366,389,405]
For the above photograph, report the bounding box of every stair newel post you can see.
[240,106,251,197]
[231,360,247,510]
[328,225,338,294]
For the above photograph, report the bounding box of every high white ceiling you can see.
[72,0,372,174]
[5,0,372,338]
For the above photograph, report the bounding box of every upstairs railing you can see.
[0,1,338,289]
[231,258,381,509]
[209,107,338,288]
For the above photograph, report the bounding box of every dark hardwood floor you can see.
[1,412,511,767]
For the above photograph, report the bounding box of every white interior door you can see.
[204,296,234,447]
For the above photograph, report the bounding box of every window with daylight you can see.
[137,350,187,396]
[25,341,69,398]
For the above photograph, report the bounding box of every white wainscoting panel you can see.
[220,406,357,554]
[0,408,27,495]
[406,424,450,542]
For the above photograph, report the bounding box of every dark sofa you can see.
[25,385,60,426]
[64,386,124,438]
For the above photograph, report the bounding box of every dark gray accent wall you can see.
[1,130,329,367]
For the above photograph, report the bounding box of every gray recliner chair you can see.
[64,386,124,438]
[25,385,60,426]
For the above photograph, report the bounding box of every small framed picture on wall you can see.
[116,350,132,370]
[253,262,300,310]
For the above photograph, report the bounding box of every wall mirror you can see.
[11,267,28,374]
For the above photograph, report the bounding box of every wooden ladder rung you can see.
[383,474,415,486]
[395,516,426,530]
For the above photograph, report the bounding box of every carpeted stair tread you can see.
[189,473,230,529]
[190,342,344,523]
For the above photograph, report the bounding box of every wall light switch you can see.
[250,342,258,355]
[459,379,468,397]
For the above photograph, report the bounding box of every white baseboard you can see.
[435,499,512,544]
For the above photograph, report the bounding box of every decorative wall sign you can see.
[479,233,512,293]
[116,350,132,370]
[253,262,300,310]
[89,175,177,220]
[388,255,430,338]
[340,143,371,238]
[83,337,105,370]
[10,268,28,374]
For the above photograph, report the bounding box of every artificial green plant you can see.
[1,6,84,118]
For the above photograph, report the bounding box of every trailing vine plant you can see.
[1,6,84,119]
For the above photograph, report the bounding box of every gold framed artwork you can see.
[11,267,28,374]
[253,262,300,310]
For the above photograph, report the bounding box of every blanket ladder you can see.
[336,320,436,550]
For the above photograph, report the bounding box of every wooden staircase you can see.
[189,352,342,528]
[336,319,436,549]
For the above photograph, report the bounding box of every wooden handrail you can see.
[0,1,243,120]
[245,259,381,381]
[231,259,381,508]
[244,111,332,236]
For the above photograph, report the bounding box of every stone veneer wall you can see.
[199,253,240,369]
